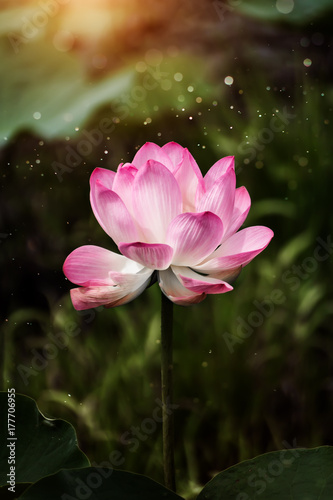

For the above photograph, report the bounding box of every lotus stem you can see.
[0,329,4,391]
[161,292,176,491]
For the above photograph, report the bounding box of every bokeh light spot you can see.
[136,61,147,73]
[300,37,310,47]
[276,0,294,14]
[174,72,183,82]
[298,157,308,167]
[53,30,75,52]
[92,54,107,69]
[161,80,172,91]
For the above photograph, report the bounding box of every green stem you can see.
[161,292,176,491]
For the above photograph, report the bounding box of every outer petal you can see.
[91,180,140,244]
[70,268,152,310]
[173,266,233,294]
[173,148,205,212]
[90,167,116,192]
[63,245,145,286]
[197,226,274,270]
[203,156,235,192]
[223,186,251,240]
[132,142,174,172]
[158,267,206,305]
[197,167,236,234]
[90,168,117,235]
[132,160,182,242]
[166,211,223,266]
[119,242,173,270]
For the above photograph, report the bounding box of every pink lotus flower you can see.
[63,142,273,309]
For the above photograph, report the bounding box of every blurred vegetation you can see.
[1,0,333,498]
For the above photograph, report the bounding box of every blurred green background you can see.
[1,0,333,498]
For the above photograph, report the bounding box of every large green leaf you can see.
[0,392,89,488]
[19,468,185,500]
[0,35,133,145]
[0,483,30,500]
[0,7,212,147]
[197,446,333,499]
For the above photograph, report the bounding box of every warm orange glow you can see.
[1,0,177,65]
[59,1,137,39]
[1,0,141,41]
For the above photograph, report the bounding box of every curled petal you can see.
[158,267,206,306]
[197,166,236,233]
[119,242,173,270]
[173,266,233,294]
[166,211,223,266]
[63,245,144,286]
[203,156,235,192]
[132,142,174,171]
[70,268,152,310]
[91,181,140,244]
[198,226,274,270]
[132,160,182,242]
